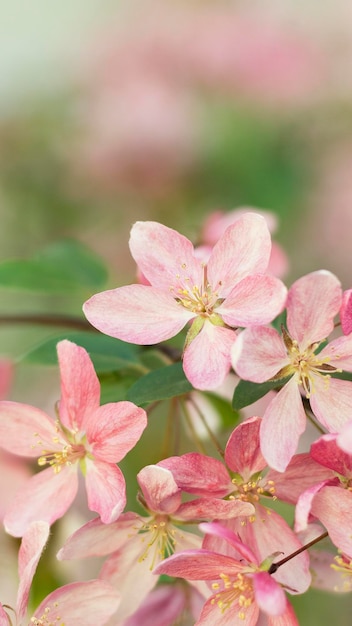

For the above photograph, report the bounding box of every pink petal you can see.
[4,465,78,537]
[207,213,272,297]
[231,327,289,383]
[286,271,342,350]
[123,584,186,626]
[337,420,352,455]
[57,340,101,431]
[294,481,331,533]
[311,486,352,556]
[86,401,147,462]
[199,521,257,564]
[129,221,203,292]
[158,453,231,497]
[217,274,287,327]
[310,433,352,475]
[0,401,60,457]
[16,521,50,622]
[319,334,352,371]
[32,580,120,626]
[231,504,311,594]
[253,571,286,616]
[268,601,299,626]
[154,549,246,580]
[177,498,255,521]
[100,539,161,622]
[309,376,352,432]
[137,465,181,514]
[83,284,193,344]
[266,453,335,505]
[183,321,235,390]
[260,379,307,471]
[225,417,267,479]
[0,359,13,399]
[340,289,352,335]
[57,513,139,560]
[85,458,126,523]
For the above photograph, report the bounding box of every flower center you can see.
[37,443,86,474]
[137,515,178,569]
[281,327,339,398]
[211,572,255,619]
[331,555,352,592]
[171,264,223,316]
[230,475,276,505]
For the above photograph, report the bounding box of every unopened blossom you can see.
[295,433,352,557]
[83,215,287,390]
[0,340,147,536]
[159,416,312,595]
[232,270,352,471]
[154,522,300,626]
[0,521,120,626]
[58,464,253,622]
[201,207,289,278]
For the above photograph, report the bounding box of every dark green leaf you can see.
[20,331,141,373]
[0,239,107,292]
[127,362,193,406]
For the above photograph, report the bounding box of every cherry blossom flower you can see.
[154,522,300,626]
[158,417,312,595]
[83,215,287,390]
[232,270,352,471]
[0,340,147,536]
[58,463,253,622]
[295,433,352,557]
[0,521,120,626]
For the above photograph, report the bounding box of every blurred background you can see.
[1,0,352,622]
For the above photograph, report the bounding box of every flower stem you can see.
[268,531,329,574]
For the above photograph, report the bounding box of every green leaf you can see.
[0,239,107,292]
[232,377,290,410]
[20,331,141,373]
[127,362,193,406]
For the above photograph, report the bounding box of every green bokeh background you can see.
[1,1,352,624]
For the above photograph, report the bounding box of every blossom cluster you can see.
[1,209,352,625]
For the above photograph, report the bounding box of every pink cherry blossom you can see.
[58,463,252,622]
[0,521,120,626]
[232,270,352,471]
[0,340,147,536]
[154,522,300,626]
[295,433,352,557]
[159,417,311,595]
[83,215,287,390]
